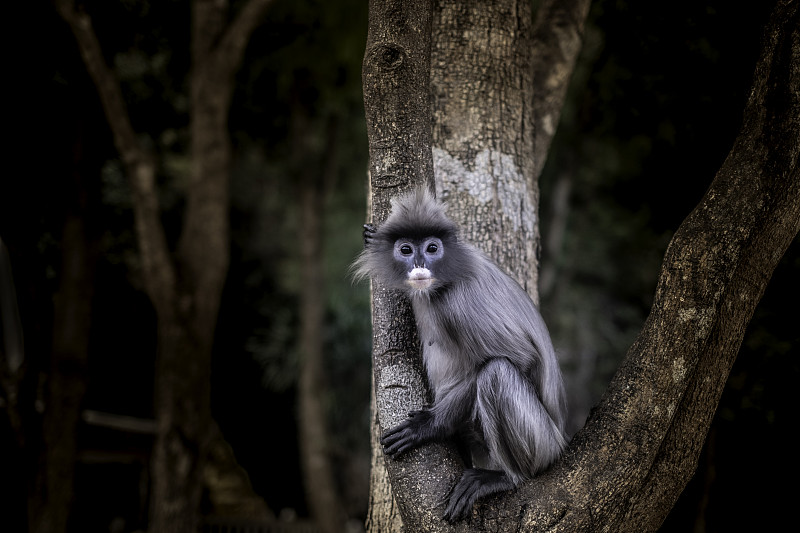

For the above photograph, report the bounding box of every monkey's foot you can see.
[443,468,515,523]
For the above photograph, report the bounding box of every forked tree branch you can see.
[54,0,175,314]
[501,2,799,531]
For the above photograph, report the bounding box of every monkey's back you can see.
[415,246,567,432]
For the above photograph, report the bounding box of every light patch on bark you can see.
[672,357,687,384]
[432,147,536,234]
[677,307,714,338]
[541,112,556,137]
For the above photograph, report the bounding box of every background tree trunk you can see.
[55,1,275,531]
[294,101,347,532]
[30,214,96,533]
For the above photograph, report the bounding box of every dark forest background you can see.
[2,0,797,532]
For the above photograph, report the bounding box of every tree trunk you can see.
[0,236,26,533]
[295,109,347,532]
[530,0,593,181]
[362,0,451,530]
[297,184,343,533]
[363,0,800,530]
[55,1,275,531]
[29,215,96,533]
[431,0,539,297]
[364,1,591,530]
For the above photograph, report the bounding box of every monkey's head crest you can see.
[351,187,461,289]
[383,187,458,243]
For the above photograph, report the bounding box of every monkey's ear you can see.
[363,223,378,249]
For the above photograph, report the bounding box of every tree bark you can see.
[364,0,800,530]
[473,1,800,530]
[431,0,540,296]
[364,1,592,530]
[55,1,275,532]
[362,0,452,531]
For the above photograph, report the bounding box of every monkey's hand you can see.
[381,409,437,458]
[363,223,377,249]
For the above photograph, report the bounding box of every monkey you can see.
[352,187,568,522]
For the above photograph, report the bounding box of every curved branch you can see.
[54,0,175,313]
[216,0,276,74]
[531,0,593,180]
[502,2,799,531]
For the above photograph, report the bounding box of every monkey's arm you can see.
[381,378,475,457]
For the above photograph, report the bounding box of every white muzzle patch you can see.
[406,267,434,290]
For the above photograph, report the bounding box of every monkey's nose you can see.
[407,267,433,290]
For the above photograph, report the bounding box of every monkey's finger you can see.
[380,420,413,441]
[381,434,410,455]
[384,440,416,457]
[381,431,419,457]
[443,483,476,524]
[380,427,408,447]
[362,224,377,246]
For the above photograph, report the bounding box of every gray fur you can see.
[354,188,568,521]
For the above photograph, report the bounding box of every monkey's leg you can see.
[443,468,514,522]
[476,359,565,478]
[443,360,564,521]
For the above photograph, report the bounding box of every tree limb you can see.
[216,0,276,77]
[504,2,799,531]
[54,0,175,314]
[531,0,593,180]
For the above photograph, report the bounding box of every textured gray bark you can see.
[362,1,463,531]
[431,0,539,297]
[473,1,800,530]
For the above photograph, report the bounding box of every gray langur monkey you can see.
[352,188,568,522]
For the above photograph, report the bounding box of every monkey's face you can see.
[393,237,445,293]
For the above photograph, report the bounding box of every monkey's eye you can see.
[399,244,413,255]
[426,243,439,254]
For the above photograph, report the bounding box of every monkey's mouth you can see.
[406,268,434,290]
